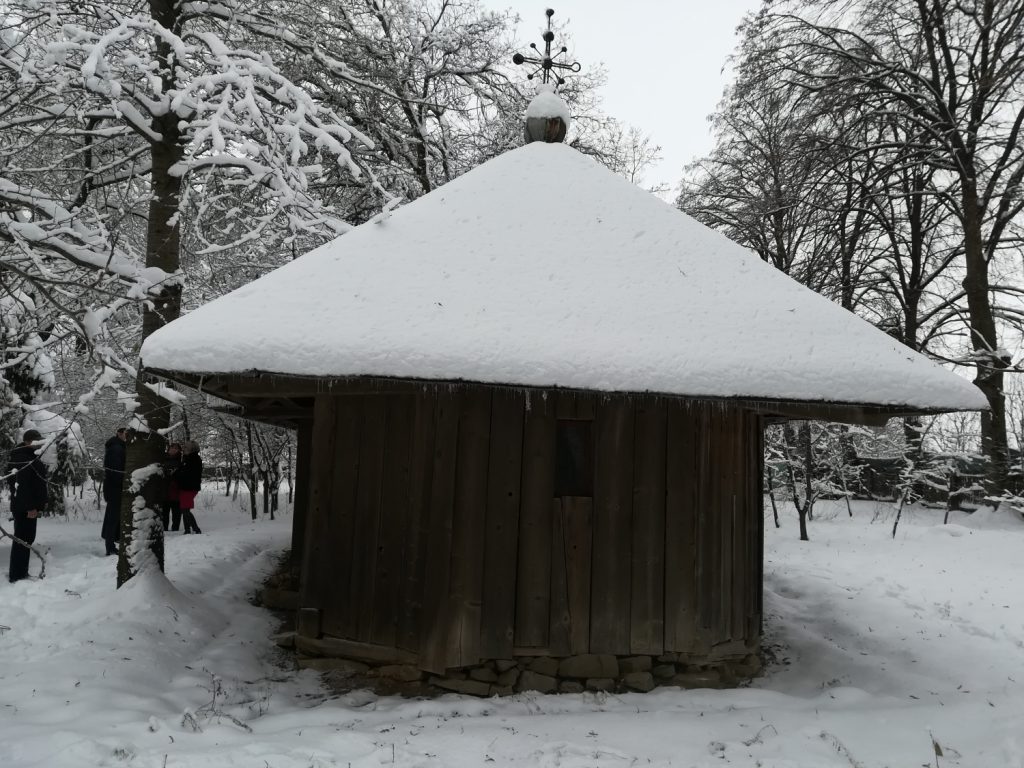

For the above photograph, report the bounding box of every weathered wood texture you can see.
[514,392,556,649]
[298,389,764,669]
[290,421,313,568]
[590,398,635,654]
[480,391,525,659]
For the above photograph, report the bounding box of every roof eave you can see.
[144,367,984,428]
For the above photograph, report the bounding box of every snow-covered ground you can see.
[2,492,1022,767]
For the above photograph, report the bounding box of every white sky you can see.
[493,1,761,195]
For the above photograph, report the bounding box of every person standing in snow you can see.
[101,427,128,556]
[163,442,183,532]
[178,440,203,534]
[6,429,48,583]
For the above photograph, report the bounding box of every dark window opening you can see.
[555,419,593,497]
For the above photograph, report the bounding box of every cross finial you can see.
[512,8,581,88]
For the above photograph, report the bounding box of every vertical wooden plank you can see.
[397,393,436,654]
[556,390,596,420]
[290,419,314,569]
[298,395,337,625]
[548,498,571,656]
[371,395,414,648]
[419,391,460,673]
[315,397,364,638]
[710,408,728,644]
[696,404,715,642]
[445,389,492,669]
[350,397,386,642]
[731,410,748,641]
[664,401,698,653]
[479,390,525,659]
[563,496,593,654]
[515,392,556,649]
[589,397,634,655]
[716,411,733,644]
[574,393,596,420]
[749,412,759,639]
[750,413,765,640]
[556,390,577,419]
[334,399,364,638]
[630,396,667,655]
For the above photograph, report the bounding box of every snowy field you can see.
[1,492,1023,768]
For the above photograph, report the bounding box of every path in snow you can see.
[1,494,1023,767]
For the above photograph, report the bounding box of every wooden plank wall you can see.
[290,421,313,568]
[514,392,555,649]
[300,389,765,671]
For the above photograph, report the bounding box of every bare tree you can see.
[771,0,1024,494]
[2,0,390,585]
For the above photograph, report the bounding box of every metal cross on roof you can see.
[512,8,581,87]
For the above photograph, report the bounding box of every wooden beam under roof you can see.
[144,367,976,427]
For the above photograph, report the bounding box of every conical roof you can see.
[142,142,985,413]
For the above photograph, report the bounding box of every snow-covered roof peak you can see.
[141,142,986,413]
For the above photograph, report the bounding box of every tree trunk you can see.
[961,182,1009,496]
[801,422,815,522]
[903,416,923,462]
[248,478,257,521]
[270,466,279,517]
[891,490,909,539]
[767,465,781,529]
[245,422,259,520]
[784,423,810,541]
[117,0,183,586]
[286,442,294,505]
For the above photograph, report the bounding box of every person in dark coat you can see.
[178,440,203,534]
[101,427,127,556]
[164,442,183,532]
[7,429,48,583]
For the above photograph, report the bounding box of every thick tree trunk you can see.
[117,0,183,587]
[961,182,1009,496]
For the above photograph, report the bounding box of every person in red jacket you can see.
[7,429,48,582]
[178,441,203,534]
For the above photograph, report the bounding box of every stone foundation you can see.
[262,586,761,697]
[279,632,761,697]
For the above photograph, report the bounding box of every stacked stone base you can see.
[278,633,761,697]
[424,652,761,697]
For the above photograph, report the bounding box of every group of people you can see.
[6,427,204,582]
[101,430,205,556]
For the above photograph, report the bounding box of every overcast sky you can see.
[490,1,761,195]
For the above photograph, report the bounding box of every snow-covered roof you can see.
[141,142,985,412]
